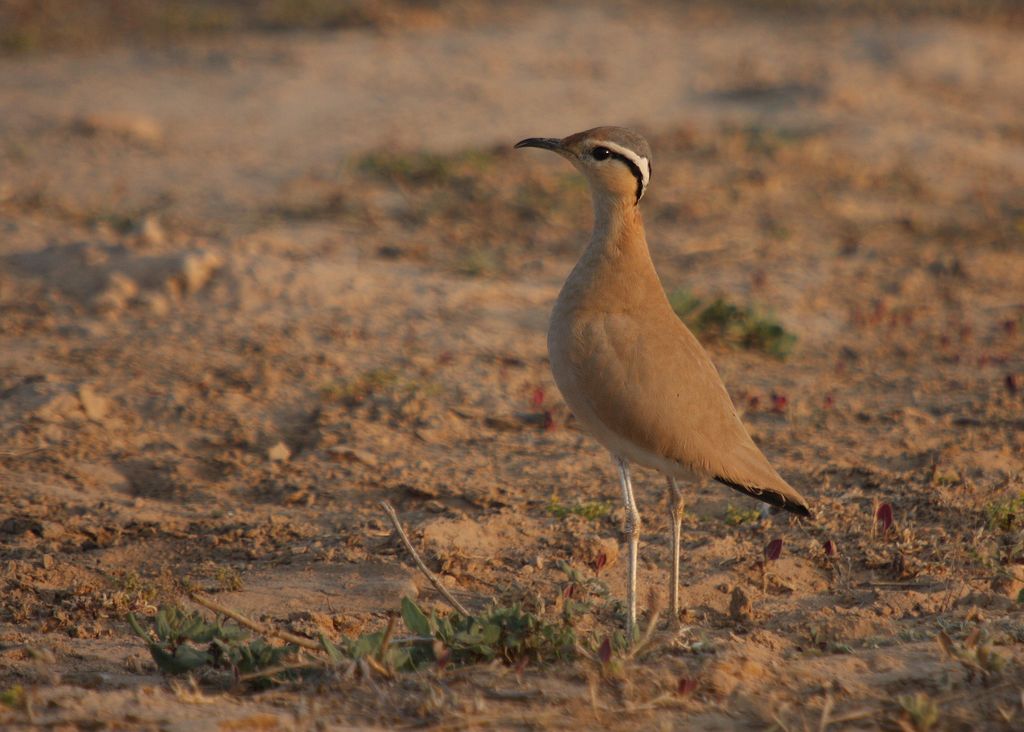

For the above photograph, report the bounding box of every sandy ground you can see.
[2,2,1024,729]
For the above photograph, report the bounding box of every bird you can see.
[515,126,811,639]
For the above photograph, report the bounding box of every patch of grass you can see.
[897,692,940,732]
[452,248,502,278]
[937,627,1007,682]
[667,288,702,319]
[724,503,761,526]
[356,149,499,187]
[213,566,244,592]
[547,498,614,521]
[985,493,1024,532]
[320,367,401,403]
[668,288,797,359]
[116,570,161,602]
[128,606,294,682]
[357,150,456,185]
[804,624,853,655]
[400,597,577,665]
[127,593,583,689]
[0,684,25,709]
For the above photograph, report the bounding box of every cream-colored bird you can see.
[515,126,811,638]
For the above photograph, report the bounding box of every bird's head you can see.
[515,126,652,205]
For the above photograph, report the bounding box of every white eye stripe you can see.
[593,140,651,196]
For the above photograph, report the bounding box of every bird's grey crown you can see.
[588,127,652,164]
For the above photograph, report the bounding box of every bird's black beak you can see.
[514,137,565,153]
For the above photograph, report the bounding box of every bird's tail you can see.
[714,475,812,518]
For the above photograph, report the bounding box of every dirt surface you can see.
[2,2,1024,729]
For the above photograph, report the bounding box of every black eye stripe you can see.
[590,145,648,203]
[608,152,645,203]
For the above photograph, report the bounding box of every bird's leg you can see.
[666,476,685,625]
[615,456,641,641]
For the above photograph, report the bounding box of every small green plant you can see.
[896,692,940,732]
[319,368,400,403]
[557,560,614,606]
[356,149,497,187]
[452,248,501,277]
[400,597,577,665]
[127,606,297,679]
[127,592,587,689]
[937,628,1006,683]
[116,571,160,602]
[0,684,25,709]
[724,503,761,526]
[213,566,244,592]
[667,288,702,319]
[357,150,455,184]
[985,493,1024,532]
[805,623,853,655]
[667,289,796,359]
[547,497,614,521]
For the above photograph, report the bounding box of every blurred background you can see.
[1,2,1023,728]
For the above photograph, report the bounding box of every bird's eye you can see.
[591,147,611,161]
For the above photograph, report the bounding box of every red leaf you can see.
[823,539,837,557]
[530,387,545,407]
[590,552,607,574]
[562,583,576,599]
[876,503,893,533]
[822,394,834,409]
[677,677,697,695]
[770,393,788,413]
[542,410,555,431]
[598,637,612,665]
[764,538,783,562]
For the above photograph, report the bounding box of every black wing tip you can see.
[714,476,813,519]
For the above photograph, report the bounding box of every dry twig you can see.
[380,500,471,615]
[189,592,321,651]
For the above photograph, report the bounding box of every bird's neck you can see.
[556,192,662,312]
[587,192,651,266]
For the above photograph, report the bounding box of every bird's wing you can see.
[568,309,810,515]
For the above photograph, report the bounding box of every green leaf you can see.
[386,646,413,671]
[401,597,432,636]
[351,631,383,659]
[155,609,172,641]
[181,614,216,643]
[216,621,249,643]
[480,623,501,646]
[319,634,345,665]
[174,644,212,670]
[149,643,210,674]
[127,613,151,641]
[437,614,454,642]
